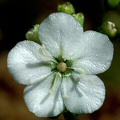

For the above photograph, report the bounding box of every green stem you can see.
[63,111,77,120]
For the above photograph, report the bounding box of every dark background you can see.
[0,0,120,120]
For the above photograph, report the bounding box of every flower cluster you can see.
[7,13,113,117]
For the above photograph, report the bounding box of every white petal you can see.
[7,41,52,85]
[38,12,83,59]
[62,74,105,114]
[24,73,64,117]
[72,31,114,74]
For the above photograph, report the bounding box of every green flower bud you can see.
[107,0,120,8]
[57,2,75,14]
[73,12,84,26]
[26,24,40,44]
[103,11,120,35]
[99,21,117,37]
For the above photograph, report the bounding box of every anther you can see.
[39,45,58,63]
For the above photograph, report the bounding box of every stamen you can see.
[39,45,58,63]
[69,67,87,78]
[49,73,61,94]
[29,72,52,85]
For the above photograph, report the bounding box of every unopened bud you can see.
[73,12,84,26]
[57,2,75,14]
[99,21,117,37]
[26,24,40,44]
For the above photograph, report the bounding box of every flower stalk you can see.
[63,111,77,120]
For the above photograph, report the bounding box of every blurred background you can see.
[0,0,120,120]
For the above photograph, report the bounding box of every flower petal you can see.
[72,31,114,74]
[62,74,105,114]
[38,12,83,59]
[7,41,52,85]
[24,73,64,117]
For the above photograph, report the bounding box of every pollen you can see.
[57,62,68,72]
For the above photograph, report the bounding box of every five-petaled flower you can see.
[7,13,113,117]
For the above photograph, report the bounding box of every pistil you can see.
[57,62,68,72]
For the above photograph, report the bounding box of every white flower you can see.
[7,13,113,117]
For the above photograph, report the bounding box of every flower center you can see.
[57,62,68,72]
